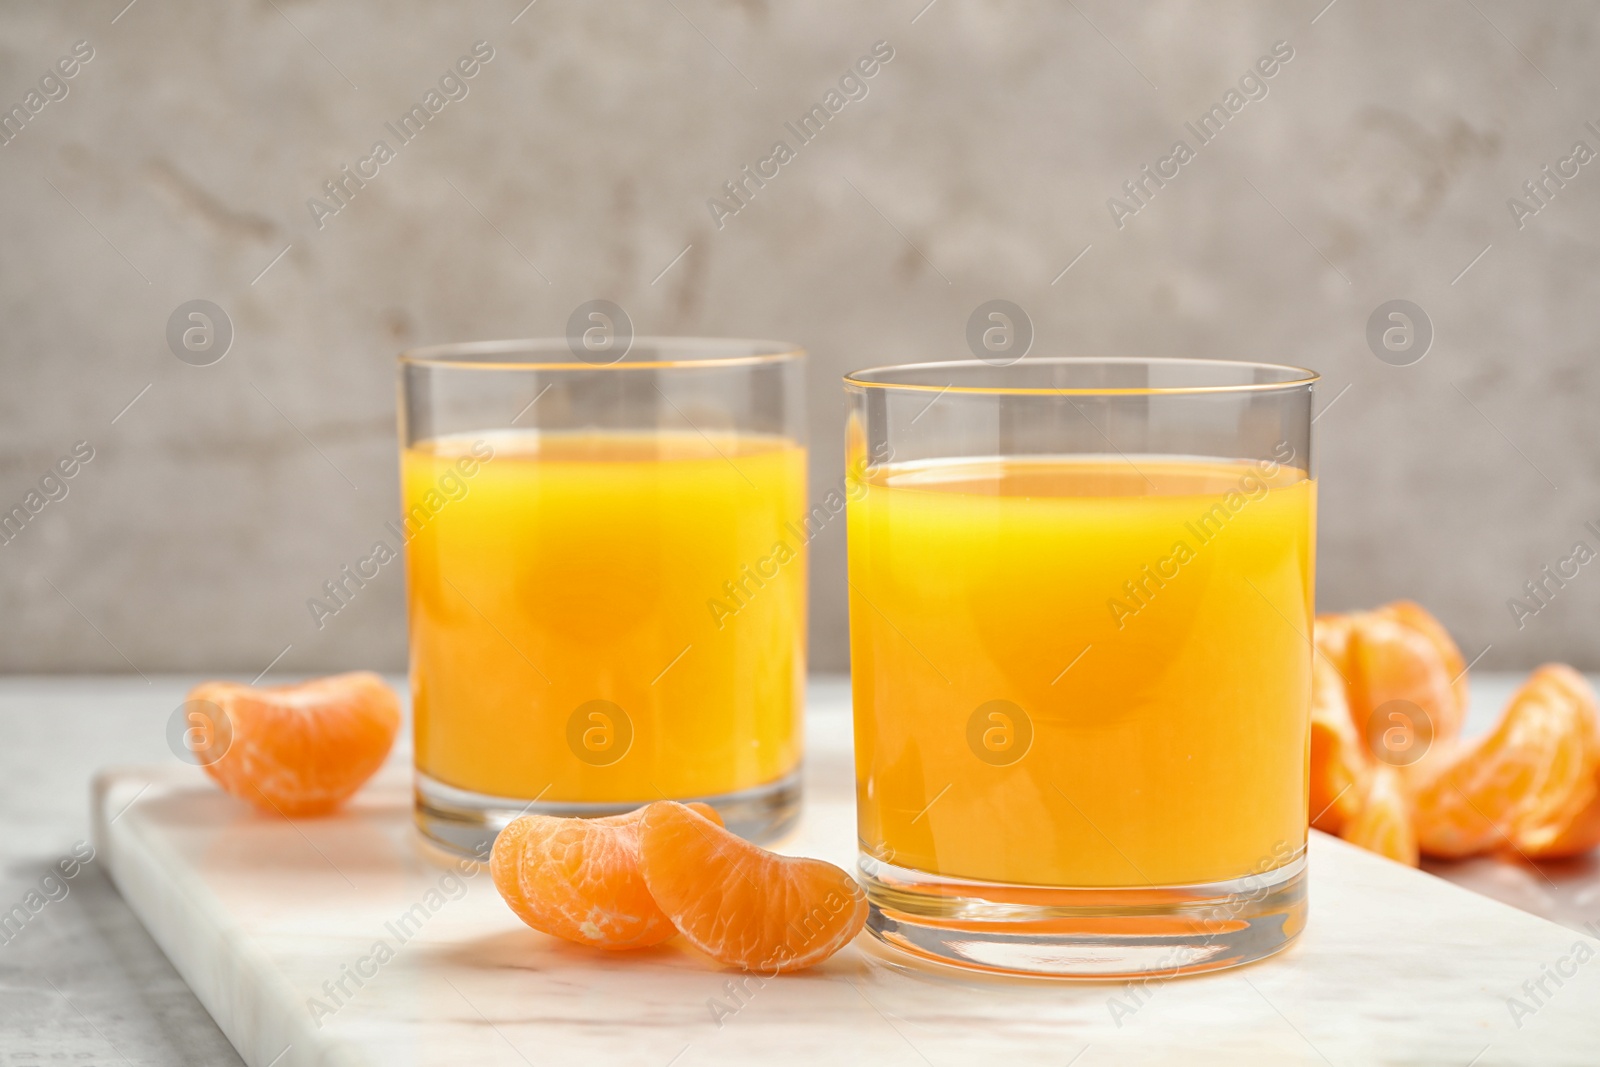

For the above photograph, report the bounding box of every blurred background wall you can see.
[0,0,1595,675]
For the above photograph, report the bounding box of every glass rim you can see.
[842,357,1320,396]
[399,336,805,371]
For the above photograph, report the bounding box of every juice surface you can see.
[405,430,806,802]
[848,454,1313,887]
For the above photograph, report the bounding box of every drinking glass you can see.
[400,338,806,858]
[844,357,1316,977]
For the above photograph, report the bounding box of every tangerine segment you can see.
[1315,603,1469,748]
[1509,670,1600,857]
[1413,665,1597,859]
[1309,652,1366,835]
[1340,765,1418,867]
[638,802,867,973]
[490,803,721,951]
[190,672,400,817]
[1346,612,1462,758]
[1313,612,1356,681]
[1376,601,1469,732]
[1525,768,1600,859]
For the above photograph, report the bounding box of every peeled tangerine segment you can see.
[1339,765,1419,867]
[1509,670,1600,859]
[1309,651,1366,835]
[491,803,722,950]
[1413,665,1600,859]
[1529,775,1600,859]
[1309,602,1469,842]
[1345,604,1467,755]
[1376,601,1470,729]
[637,801,867,973]
[190,672,400,817]
[1313,612,1356,678]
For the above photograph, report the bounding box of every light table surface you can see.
[3,675,1600,1065]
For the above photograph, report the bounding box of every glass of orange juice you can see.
[400,337,806,858]
[845,357,1317,978]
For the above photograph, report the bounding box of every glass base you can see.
[859,853,1306,979]
[414,768,803,860]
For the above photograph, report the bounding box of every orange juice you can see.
[849,454,1313,887]
[405,430,806,803]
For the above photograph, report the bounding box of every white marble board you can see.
[93,687,1600,1066]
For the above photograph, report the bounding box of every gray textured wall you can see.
[0,0,1595,675]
